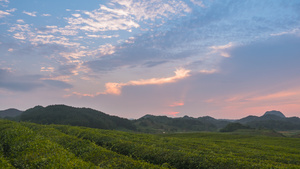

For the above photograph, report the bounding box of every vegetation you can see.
[0,120,95,168]
[0,109,22,118]
[19,105,136,131]
[1,119,300,168]
[0,119,165,168]
[53,123,300,168]
[220,122,252,132]
[2,105,300,133]
[133,115,225,133]
[21,122,164,169]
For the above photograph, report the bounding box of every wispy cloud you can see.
[40,67,55,72]
[0,0,9,3]
[0,0,9,7]
[23,11,37,17]
[169,101,184,107]
[0,68,72,92]
[210,42,234,58]
[246,91,300,102]
[16,19,24,23]
[67,68,191,97]
[164,111,180,117]
[42,14,51,17]
[86,34,119,39]
[65,0,191,33]
[190,0,205,8]
[0,10,10,18]
[104,68,191,95]
[0,8,15,18]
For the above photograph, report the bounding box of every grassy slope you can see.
[52,124,300,169]
[1,119,300,168]
[0,120,165,169]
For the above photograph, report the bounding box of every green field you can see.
[0,119,300,168]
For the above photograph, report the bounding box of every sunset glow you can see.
[1,0,300,119]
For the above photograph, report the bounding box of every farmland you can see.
[1,119,300,168]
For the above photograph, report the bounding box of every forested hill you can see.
[133,115,229,133]
[19,105,136,131]
[0,108,23,118]
[2,104,300,133]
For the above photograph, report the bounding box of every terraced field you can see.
[1,119,300,168]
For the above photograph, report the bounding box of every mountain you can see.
[3,105,300,133]
[19,105,136,131]
[0,108,23,118]
[133,114,229,133]
[236,111,300,130]
[237,115,259,124]
[263,110,286,118]
[220,123,252,132]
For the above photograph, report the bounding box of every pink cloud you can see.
[169,101,184,107]
[165,111,180,117]
[246,91,300,101]
[65,68,191,98]
[104,68,191,95]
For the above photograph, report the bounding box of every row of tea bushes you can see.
[0,120,96,168]
[21,122,165,169]
[53,125,300,168]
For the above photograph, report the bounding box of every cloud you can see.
[16,19,24,23]
[0,10,10,18]
[66,10,139,32]
[221,34,300,78]
[86,34,119,39]
[6,8,16,12]
[0,0,9,7]
[40,67,54,72]
[143,61,168,68]
[30,35,80,47]
[0,68,73,92]
[85,0,300,74]
[104,68,191,95]
[23,11,37,17]
[65,0,190,33]
[165,111,180,117]
[56,64,78,76]
[246,90,300,102]
[0,69,43,91]
[42,14,51,17]
[42,80,73,89]
[67,68,191,97]
[190,0,205,8]
[169,101,184,107]
[210,42,234,58]
[180,33,300,117]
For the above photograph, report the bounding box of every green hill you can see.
[220,122,252,132]
[133,114,228,133]
[1,119,300,168]
[19,105,136,131]
[0,108,23,118]
[237,111,300,130]
[2,105,299,133]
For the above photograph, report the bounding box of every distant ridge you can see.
[236,110,300,130]
[263,110,285,118]
[134,114,229,133]
[2,105,300,133]
[19,105,136,131]
[0,108,23,118]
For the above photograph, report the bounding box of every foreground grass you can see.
[1,119,300,168]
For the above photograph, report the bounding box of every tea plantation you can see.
[1,119,300,168]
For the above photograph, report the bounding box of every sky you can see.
[1,0,300,119]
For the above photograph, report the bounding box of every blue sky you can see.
[1,0,300,119]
